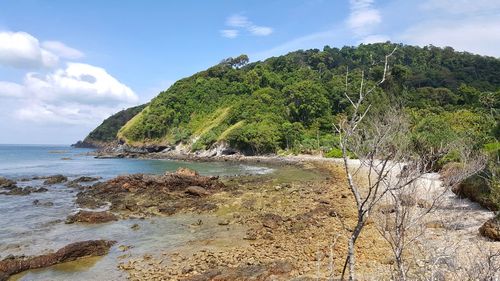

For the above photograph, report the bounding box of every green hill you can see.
[82,43,500,155]
[73,104,147,148]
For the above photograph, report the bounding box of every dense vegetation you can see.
[109,43,498,158]
[79,42,499,206]
[75,104,147,147]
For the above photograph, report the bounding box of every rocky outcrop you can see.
[43,175,68,185]
[72,176,102,183]
[452,168,498,211]
[66,211,118,224]
[33,199,54,207]
[183,261,293,281]
[75,168,225,217]
[1,186,47,196]
[71,140,99,148]
[479,216,500,241]
[0,177,16,189]
[0,240,115,281]
[185,186,210,197]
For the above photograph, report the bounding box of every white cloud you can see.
[15,102,122,125]
[248,26,273,36]
[347,0,382,37]
[400,17,500,58]
[0,31,84,69]
[0,31,59,69]
[42,41,84,59]
[398,0,500,57]
[250,26,348,61]
[360,34,390,44]
[226,15,251,28]
[26,63,138,105]
[420,0,500,15]
[0,81,26,98]
[220,29,239,39]
[221,14,273,38]
[0,63,138,124]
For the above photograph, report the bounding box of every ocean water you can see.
[0,144,273,280]
[0,144,273,179]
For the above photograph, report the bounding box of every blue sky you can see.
[0,0,499,144]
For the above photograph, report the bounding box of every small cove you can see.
[0,144,318,280]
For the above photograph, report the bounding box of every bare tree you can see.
[374,141,485,280]
[333,47,485,280]
[334,47,399,280]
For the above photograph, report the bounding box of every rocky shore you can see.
[1,151,498,280]
[0,240,115,281]
[75,167,227,218]
[115,163,392,280]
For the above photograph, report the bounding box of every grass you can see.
[192,107,231,138]
[218,120,245,141]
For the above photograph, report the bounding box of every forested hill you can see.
[79,42,500,155]
[73,104,147,148]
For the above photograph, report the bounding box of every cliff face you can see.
[79,43,500,155]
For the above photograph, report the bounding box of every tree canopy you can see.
[82,42,500,156]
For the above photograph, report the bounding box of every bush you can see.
[325,148,343,158]
[325,148,357,159]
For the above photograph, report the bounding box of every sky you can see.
[0,0,499,144]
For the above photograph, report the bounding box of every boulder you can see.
[479,216,500,241]
[33,200,54,207]
[261,213,283,229]
[66,211,118,224]
[72,176,101,183]
[175,167,199,177]
[185,186,210,197]
[0,177,16,189]
[43,175,68,185]
[0,240,115,281]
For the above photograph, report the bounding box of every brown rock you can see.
[479,216,500,241]
[183,260,293,281]
[261,213,283,229]
[66,211,118,224]
[1,186,47,196]
[175,167,199,177]
[186,186,210,197]
[43,175,68,185]
[74,169,225,216]
[0,240,115,281]
[0,177,16,189]
[426,220,445,229]
[72,176,101,183]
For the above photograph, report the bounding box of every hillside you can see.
[73,104,147,148]
[82,42,500,155]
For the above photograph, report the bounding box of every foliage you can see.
[84,104,147,143]
[83,42,500,155]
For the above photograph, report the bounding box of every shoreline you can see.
[92,149,350,166]
[4,148,499,280]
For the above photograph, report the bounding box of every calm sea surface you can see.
[0,144,274,280]
[0,144,272,178]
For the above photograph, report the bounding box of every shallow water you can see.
[0,144,273,179]
[11,214,246,280]
[0,145,277,280]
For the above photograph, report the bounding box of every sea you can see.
[0,144,273,280]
